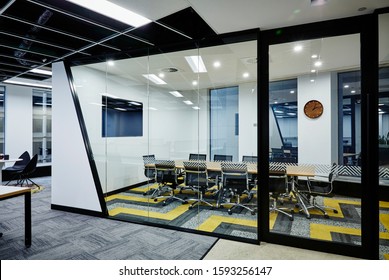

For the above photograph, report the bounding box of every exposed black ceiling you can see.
[0,0,217,82]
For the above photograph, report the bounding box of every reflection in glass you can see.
[269,35,362,247]
[0,86,4,154]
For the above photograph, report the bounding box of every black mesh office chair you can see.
[189,153,207,161]
[183,161,214,209]
[298,164,339,218]
[3,151,30,184]
[9,154,39,188]
[242,155,257,162]
[269,171,294,221]
[142,155,156,196]
[214,154,233,161]
[153,160,187,206]
[219,162,255,215]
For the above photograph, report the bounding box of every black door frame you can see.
[258,14,379,259]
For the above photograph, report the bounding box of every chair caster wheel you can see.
[291,210,295,214]
[188,205,193,210]
[289,216,294,221]
[324,214,329,219]
[219,205,224,209]
[228,210,232,215]
[154,198,158,202]
[251,211,256,215]
[333,209,338,214]
[163,201,167,206]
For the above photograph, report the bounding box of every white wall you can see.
[298,72,338,165]
[239,82,257,159]
[3,84,33,165]
[51,62,102,212]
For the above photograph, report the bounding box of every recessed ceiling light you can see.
[142,74,167,85]
[314,61,322,67]
[183,100,193,105]
[344,85,350,88]
[3,78,52,89]
[158,73,165,78]
[185,56,207,73]
[107,60,114,66]
[169,91,183,97]
[243,72,250,78]
[311,54,318,59]
[192,80,198,86]
[114,107,127,111]
[293,45,303,52]
[311,69,316,73]
[67,0,151,27]
[129,101,142,106]
[310,79,315,82]
[351,90,356,93]
[192,106,200,110]
[311,0,328,7]
[290,90,295,94]
[213,61,221,68]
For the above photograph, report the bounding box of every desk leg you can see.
[25,192,31,248]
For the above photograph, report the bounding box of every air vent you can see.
[161,67,180,73]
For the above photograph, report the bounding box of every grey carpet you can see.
[0,177,217,260]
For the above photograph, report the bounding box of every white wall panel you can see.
[51,62,102,212]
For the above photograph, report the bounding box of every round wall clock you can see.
[303,100,323,119]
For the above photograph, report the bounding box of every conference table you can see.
[0,186,32,247]
[286,165,315,219]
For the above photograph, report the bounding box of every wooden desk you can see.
[0,186,31,247]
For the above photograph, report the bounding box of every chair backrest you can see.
[189,153,207,161]
[22,154,38,176]
[242,155,257,162]
[143,154,155,164]
[221,162,248,191]
[155,160,176,184]
[269,171,288,193]
[214,154,233,161]
[183,161,208,187]
[14,151,30,168]
[143,155,156,179]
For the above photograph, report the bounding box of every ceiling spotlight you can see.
[192,80,198,86]
[293,45,303,52]
[107,60,114,66]
[213,61,221,68]
[310,79,315,83]
[290,90,295,94]
[311,69,316,73]
[314,61,322,67]
[311,54,318,59]
[158,73,165,78]
[344,85,349,88]
[311,0,328,7]
[243,72,250,78]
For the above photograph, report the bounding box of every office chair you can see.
[153,160,187,206]
[9,154,40,188]
[142,155,156,196]
[269,171,294,221]
[242,155,257,162]
[183,161,214,209]
[3,151,30,184]
[189,153,207,161]
[214,154,233,161]
[298,164,339,218]
[219,162,255,215]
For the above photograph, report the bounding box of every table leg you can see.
[0,162,4,183]
[25,192,31,248]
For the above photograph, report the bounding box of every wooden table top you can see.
[0,186,31,199]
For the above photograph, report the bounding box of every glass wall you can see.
[268,34,363,248]
[0,86,4,154]
[32,89,52,163]
[70,39,258,240]
[379,12,389,260]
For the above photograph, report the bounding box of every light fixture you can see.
[158,73,165,78]
[192,106,200,110]
[311,54,318,59]
[379,103,384,106]
[183,100,193,105]
[67,0,151,27]
[107,60,114,66]
[290,90,295,94]
[213,61,221,68]
[185,56,207,73]
[3,78,52,89]
[192,80,198,86]
[310,79,315,82]
[129,101,142,106]
[114,107,127,111]
[274,110,284,113]
[169,91,183,97]
[314,61,322,67]
[287,112,296,116]
[344,85,350,88]
[142,74,167,85]
[243,72,250,78]
[29,68,52,76]
[293,45,303,52]
[351,90,356,94]
[311,69,316,73]
[311,0,328,7]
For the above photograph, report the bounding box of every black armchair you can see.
[269,171,294,221]
[8,154,39,188]
[3,151,30,183]
[219,162,255,215]
[153,160,187,206]
[183,161,214,209]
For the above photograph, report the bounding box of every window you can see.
[32,89,52,163]
[0,86,4,154]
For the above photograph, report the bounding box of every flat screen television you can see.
[102,96,143,137]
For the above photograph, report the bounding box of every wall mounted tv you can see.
[102,96,143,137]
